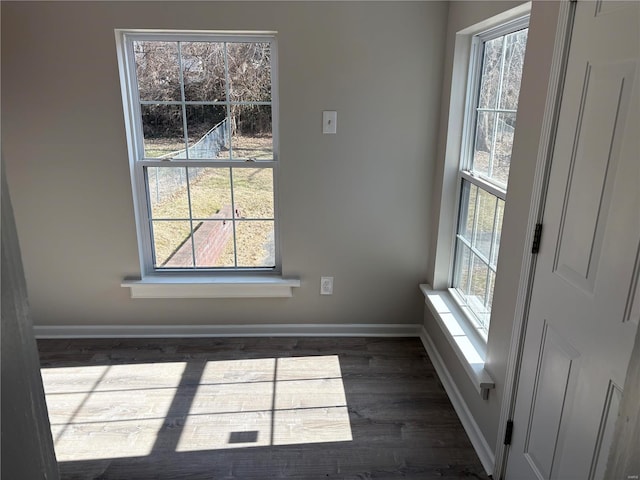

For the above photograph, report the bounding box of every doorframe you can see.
[493,1,577,478]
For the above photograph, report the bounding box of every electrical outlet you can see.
[320,276,334,295]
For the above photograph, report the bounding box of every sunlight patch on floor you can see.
[41,355,352,461]
[42,362,188,461]
[176,355,352,451]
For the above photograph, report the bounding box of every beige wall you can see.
[425,0,562,454]
[1,1,447,326]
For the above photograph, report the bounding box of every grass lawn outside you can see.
[144,135,275,268]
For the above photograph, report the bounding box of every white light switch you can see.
[322,111,337,134]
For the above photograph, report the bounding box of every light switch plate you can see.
[322,111,337,134]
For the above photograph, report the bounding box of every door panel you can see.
[523,322,580,479]
[506,1,639,479]
[554,60,636,293]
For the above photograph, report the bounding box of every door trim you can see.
[494,1,577,478]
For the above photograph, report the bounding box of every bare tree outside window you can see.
[134,40,273,161]
[472,28,527,187]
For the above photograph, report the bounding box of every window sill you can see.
[122,275,301,299]
[420,284,495,398]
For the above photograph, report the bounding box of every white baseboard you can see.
[33,323,423,339]
[419,326,495,476]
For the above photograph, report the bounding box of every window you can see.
[452,21,529,337]
[117,31,279,275]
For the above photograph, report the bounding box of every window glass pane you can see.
[152,221,193,268]
[142,105,185,158]
[230,105,273,160]
[472,112,516,187]
[474,188,497,260]
[146,167,189,219]
[472,28,527,189]
[134,41,181,102]
[477,36,504,109]
[491,113,516,186]
[469,254,490,326]
[227,42,271,102]
[454,241,472,295]
[183,105,229,160]
[192,220,235,268]
[232,168,274,219]
[491,199,505,267]
[181,42,226,102]
[188,168,232,220]
[459,181,478,241]
[472,111,494,178]
[476,310,490,336]
[500,29,528,110]
[236,221,275,267]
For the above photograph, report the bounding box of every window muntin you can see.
[453,24,528,336]
[119,32,278,274]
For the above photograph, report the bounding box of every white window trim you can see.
[421,284,494,398]
[122,275,300,299]
[115,29,299,298]
[425,3,531,396]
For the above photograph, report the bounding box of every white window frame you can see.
[421,4,530,396]
[452,16,529,339]
[115,30,299,297]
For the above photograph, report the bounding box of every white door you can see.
[505,1,639,479]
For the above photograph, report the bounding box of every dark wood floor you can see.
[38,337,489,480]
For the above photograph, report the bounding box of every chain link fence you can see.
[174,118,229,160]
[149,119,229,203]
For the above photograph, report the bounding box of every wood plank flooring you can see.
[38,337,489,480]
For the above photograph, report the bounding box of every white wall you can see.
[1,1,447,327]
[425,0,562,453]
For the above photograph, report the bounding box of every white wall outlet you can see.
[322,111,337,134]
[320,276,334,295]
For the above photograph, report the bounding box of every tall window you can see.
[117,32,278,274]
[452,21,528,336]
